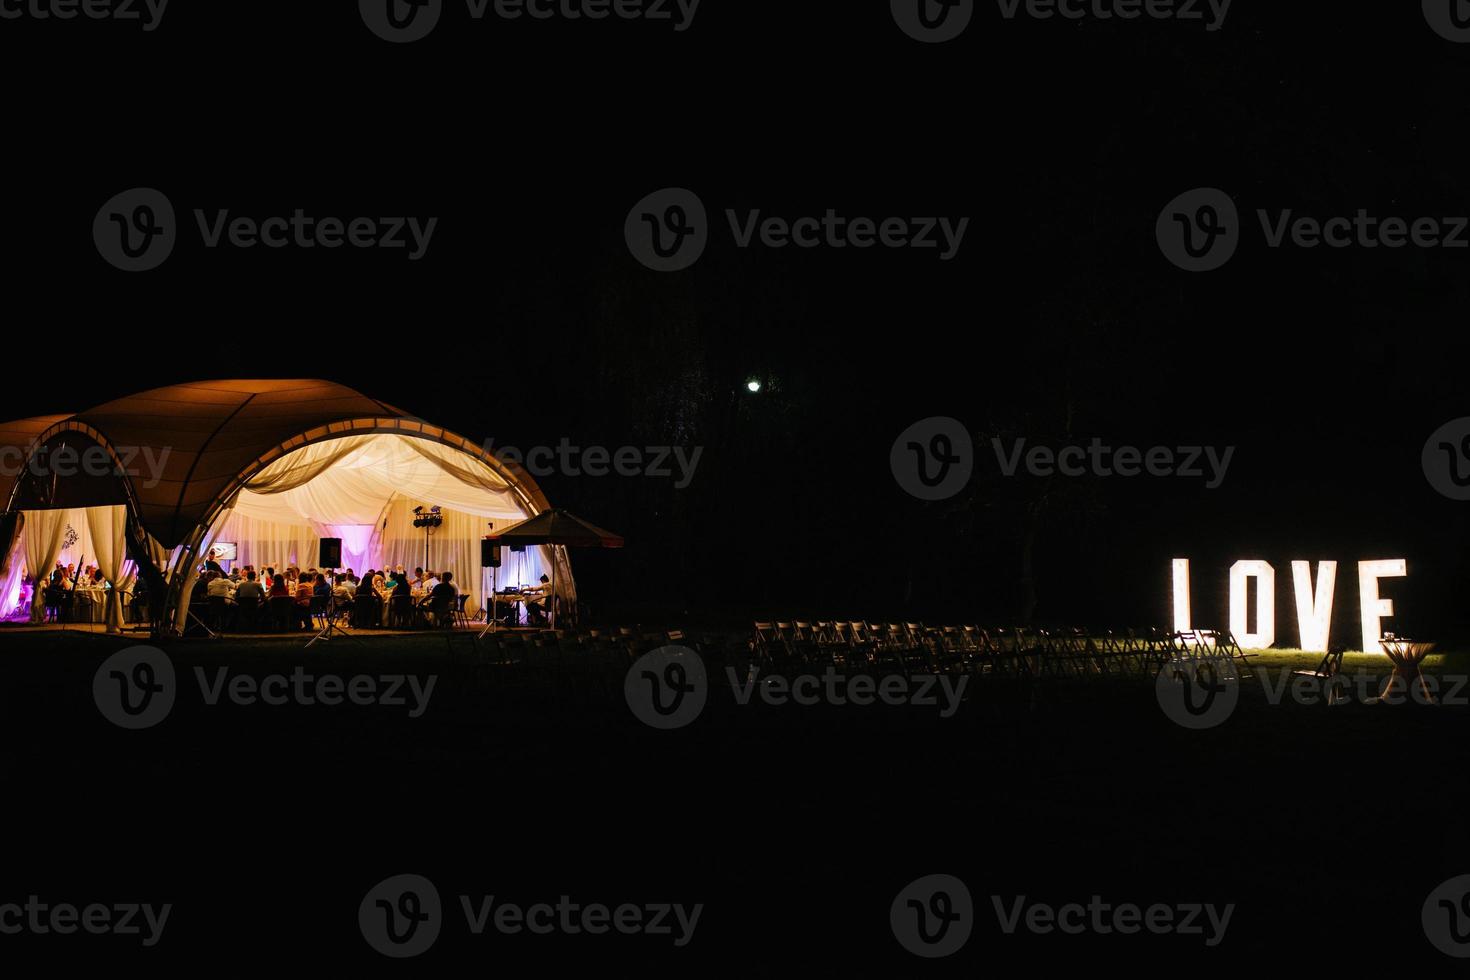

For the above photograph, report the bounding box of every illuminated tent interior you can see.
[0,380,569,631]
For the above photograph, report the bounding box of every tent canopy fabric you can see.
[0,415,72,516]
[488,509,625,548]
[3,380,551,549]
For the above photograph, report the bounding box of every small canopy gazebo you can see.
[487,509,624,628]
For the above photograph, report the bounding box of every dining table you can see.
[1373,635,1437,704]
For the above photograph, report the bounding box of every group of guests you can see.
[46,562,107,592]
[191,562,463,631]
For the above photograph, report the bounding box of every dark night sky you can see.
[6,3,1470,637]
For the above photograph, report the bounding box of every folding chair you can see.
[1291,645,1347,704]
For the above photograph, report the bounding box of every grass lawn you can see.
[0,630,1465,966]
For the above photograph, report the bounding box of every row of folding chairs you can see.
[749,622,1254,679]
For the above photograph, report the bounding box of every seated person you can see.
[234,570,264,608]
[313,573,331,601]
[427,572,456,625]
[206,571,236,600]
[525,574,553,625]
[294,572,315,629]
[332,573,356,602]
[411,567,426,590]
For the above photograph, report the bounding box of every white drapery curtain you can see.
[0,513,26,620]
[86,504,128,633]
[372,497,547,618]
[229,435,526,525]
[22,508,73,622]
[211,512,321,574]
[322,523,374,574]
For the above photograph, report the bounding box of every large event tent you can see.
[0,380,571,632]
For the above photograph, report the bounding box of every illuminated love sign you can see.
[1171,558,1407,654]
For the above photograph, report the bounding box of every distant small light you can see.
[746,379,762,393]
